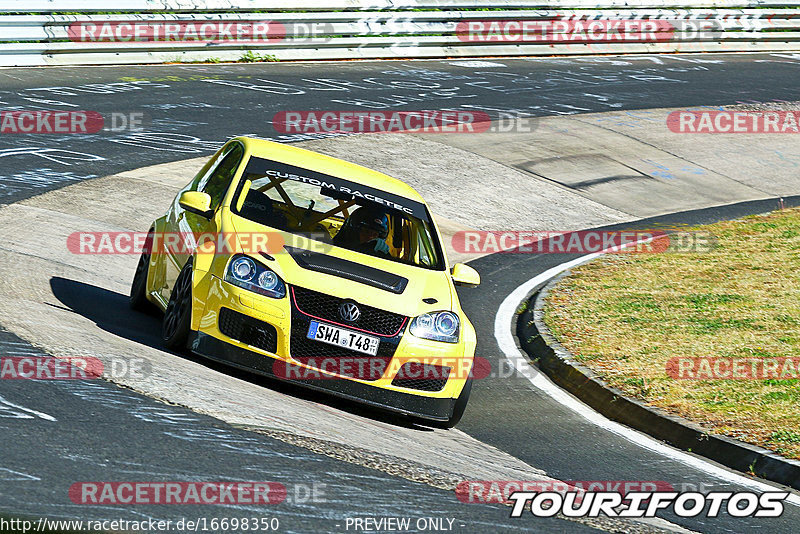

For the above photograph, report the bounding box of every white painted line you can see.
[0,467,40,481]
[493,249,800,507]
[0,394,57,421]
[447,60,507,68]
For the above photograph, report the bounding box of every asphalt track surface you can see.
[2,55,800,533]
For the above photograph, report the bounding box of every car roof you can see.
[236,136,427,205]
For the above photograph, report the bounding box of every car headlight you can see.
[409,311,460,343]
[225,254,286,299]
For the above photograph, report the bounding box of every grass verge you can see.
[544,208,800,460]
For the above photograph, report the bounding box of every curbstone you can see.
[517,270,800,491]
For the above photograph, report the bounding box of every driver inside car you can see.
[332,206,391,257]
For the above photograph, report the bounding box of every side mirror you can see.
[179,191,213,218]
[451,263,480,288]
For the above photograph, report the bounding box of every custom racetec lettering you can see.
[244,158,428,219]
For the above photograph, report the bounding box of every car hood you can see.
[229,215,453,317]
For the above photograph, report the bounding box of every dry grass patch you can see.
[545,208,800,459]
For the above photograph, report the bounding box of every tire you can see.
[162,260,193,350]
[129,233,154,312]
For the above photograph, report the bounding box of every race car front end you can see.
[189,243,476,423]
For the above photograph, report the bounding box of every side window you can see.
[188,151,223,192]
[198,144,244,211]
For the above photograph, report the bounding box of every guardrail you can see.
[1,1,800,66]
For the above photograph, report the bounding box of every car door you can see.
[162,142,244,300]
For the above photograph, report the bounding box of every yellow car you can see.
[130,136,481,427]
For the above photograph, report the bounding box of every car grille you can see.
[391,362,450,392]
[291,286,407,336]
[218,307,278,354]
[289,286,405,381]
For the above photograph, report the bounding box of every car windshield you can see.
[231,160,444,270]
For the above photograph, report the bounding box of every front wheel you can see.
[162,260,193,350]
[130,233,154,312]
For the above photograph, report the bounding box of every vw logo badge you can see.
[339,302,361,323]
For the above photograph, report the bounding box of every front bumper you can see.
[190,331,456,421]
[192,275,473,420]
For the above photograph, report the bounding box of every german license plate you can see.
[306,321,380,356]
